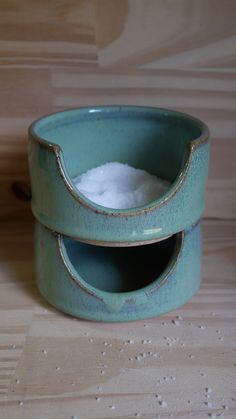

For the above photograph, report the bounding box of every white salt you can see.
[159,400,167,407]
[74,162,170,209]
[172,319,180,326]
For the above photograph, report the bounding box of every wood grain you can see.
[0,1,236,418]
[0,220,236,418]
[94,0,236,68]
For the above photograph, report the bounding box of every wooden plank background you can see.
[0,1,235,418]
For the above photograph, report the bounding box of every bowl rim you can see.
[29,105,209,218]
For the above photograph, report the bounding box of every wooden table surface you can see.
[0,1,236,418]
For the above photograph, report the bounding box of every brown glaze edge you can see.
[59,233,173,247]
[29,135,208,219]
[56,229,102,301]
[28,108,209,218]
[52,225,185,303]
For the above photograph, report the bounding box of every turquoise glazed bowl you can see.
[35,221,202,322]
[29,106,209,245]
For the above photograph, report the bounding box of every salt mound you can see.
[74,162,170,210]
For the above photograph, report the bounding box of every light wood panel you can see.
[94,0,236,68]
[0,0,97,66]
[0,1,236,418]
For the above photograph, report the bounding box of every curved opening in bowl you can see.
[31,106,207,211]
[62,233,181,293]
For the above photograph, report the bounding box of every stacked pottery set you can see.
[28,106,209,322]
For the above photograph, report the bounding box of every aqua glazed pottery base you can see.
[35,221,202,322]
[29,106,209,246]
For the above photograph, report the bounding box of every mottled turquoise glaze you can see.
[35,221,201,322]
[28,106,209,245]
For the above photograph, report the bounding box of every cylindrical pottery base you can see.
[35,221,202,322]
